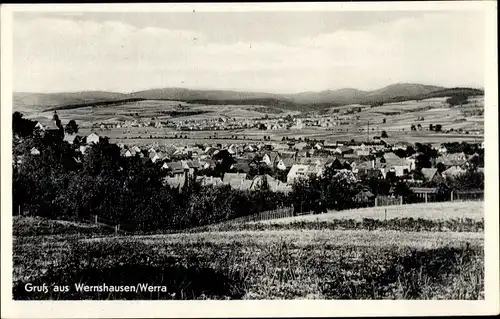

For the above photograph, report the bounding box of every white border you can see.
[1,2,498,318]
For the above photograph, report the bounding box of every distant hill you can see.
[13,83,484,112]
[14,91,126,110]
[287,88,368,105]
[366,83,444,98]
[128,87,285,101]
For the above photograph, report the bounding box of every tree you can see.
[436,162,446,173]
[434,124,442,132]
[447,170,484,190]
[382,118,386,124]
[13,112,37,138]
[394,149,407,158]
[258,123,267,130]
[446,94,468,107]
[405,145,416,157]
[429,124,434,131]
[410,124,416,131]
[381,130,388,138]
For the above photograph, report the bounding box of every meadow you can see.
[257,201,484,224]
[12,201,484,300]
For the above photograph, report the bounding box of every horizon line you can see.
[13,82,485,95]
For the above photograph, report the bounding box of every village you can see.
[25,113,485,207]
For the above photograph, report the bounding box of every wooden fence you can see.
[225,206,296,224]
[375,196,403,207]
[83,215,130,235]
[451,190,484,201]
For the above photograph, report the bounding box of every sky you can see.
[13,11,485,94]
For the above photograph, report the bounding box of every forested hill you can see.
[14,84,484,112]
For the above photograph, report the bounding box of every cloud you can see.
[13,12,485,93]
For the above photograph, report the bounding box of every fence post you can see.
[18,205,21,216]
[375,197,378,207]
[384,209,387,221]
[95,215,98,224]
[400,197,403,205]
[425,193,428,203]
[450,190,454,201]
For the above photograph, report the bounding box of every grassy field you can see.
[256,201,484,224]
[12,201,484,300]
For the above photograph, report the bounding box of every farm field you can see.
[21,96,483,146]
[73,126,482,148]
[13,201,484,300]
[24,99,297,127]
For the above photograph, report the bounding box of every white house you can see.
[79,145,88,155]
[63,133,77,145]
[30,147,40,156]
[86,132,100,144]
[287,164,323,184]
[34,122,46,131]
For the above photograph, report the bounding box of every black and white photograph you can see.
[1,1,498,317]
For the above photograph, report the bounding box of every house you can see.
[262,152,280,168]
[392,141,413,151]
[250,175,292,193]
[79,145,88,155]
[351,160,374,173]
[34,121,46,131]
[354,189,375,205]
[287,164,309,184]
[276,157,295,171]
[120,149,133,158]
[273,143,290,151]
[327,157,349,170]
[63,133,77,145]
[162,162,185,175]
[183,160,201,175]
[410,187,439,202]
[380,152,413,176]
[357,168,384,180]
[86,132,100,144]
[199,158,216,170]
[150,152,163,163]
[227,144,238,155]
[334,145,354,155]
[287,164,323,184]
[244,145,256,152]
[437,153,468,168]
[293,142,308,151]
[164,175,186,189]
[222,173,248,189]
[132,146,142,156]
[355,149,370,157]
[32,116,62,136]
[420,168,444,184]
[30,147,40,156]
[196,176,223,187]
